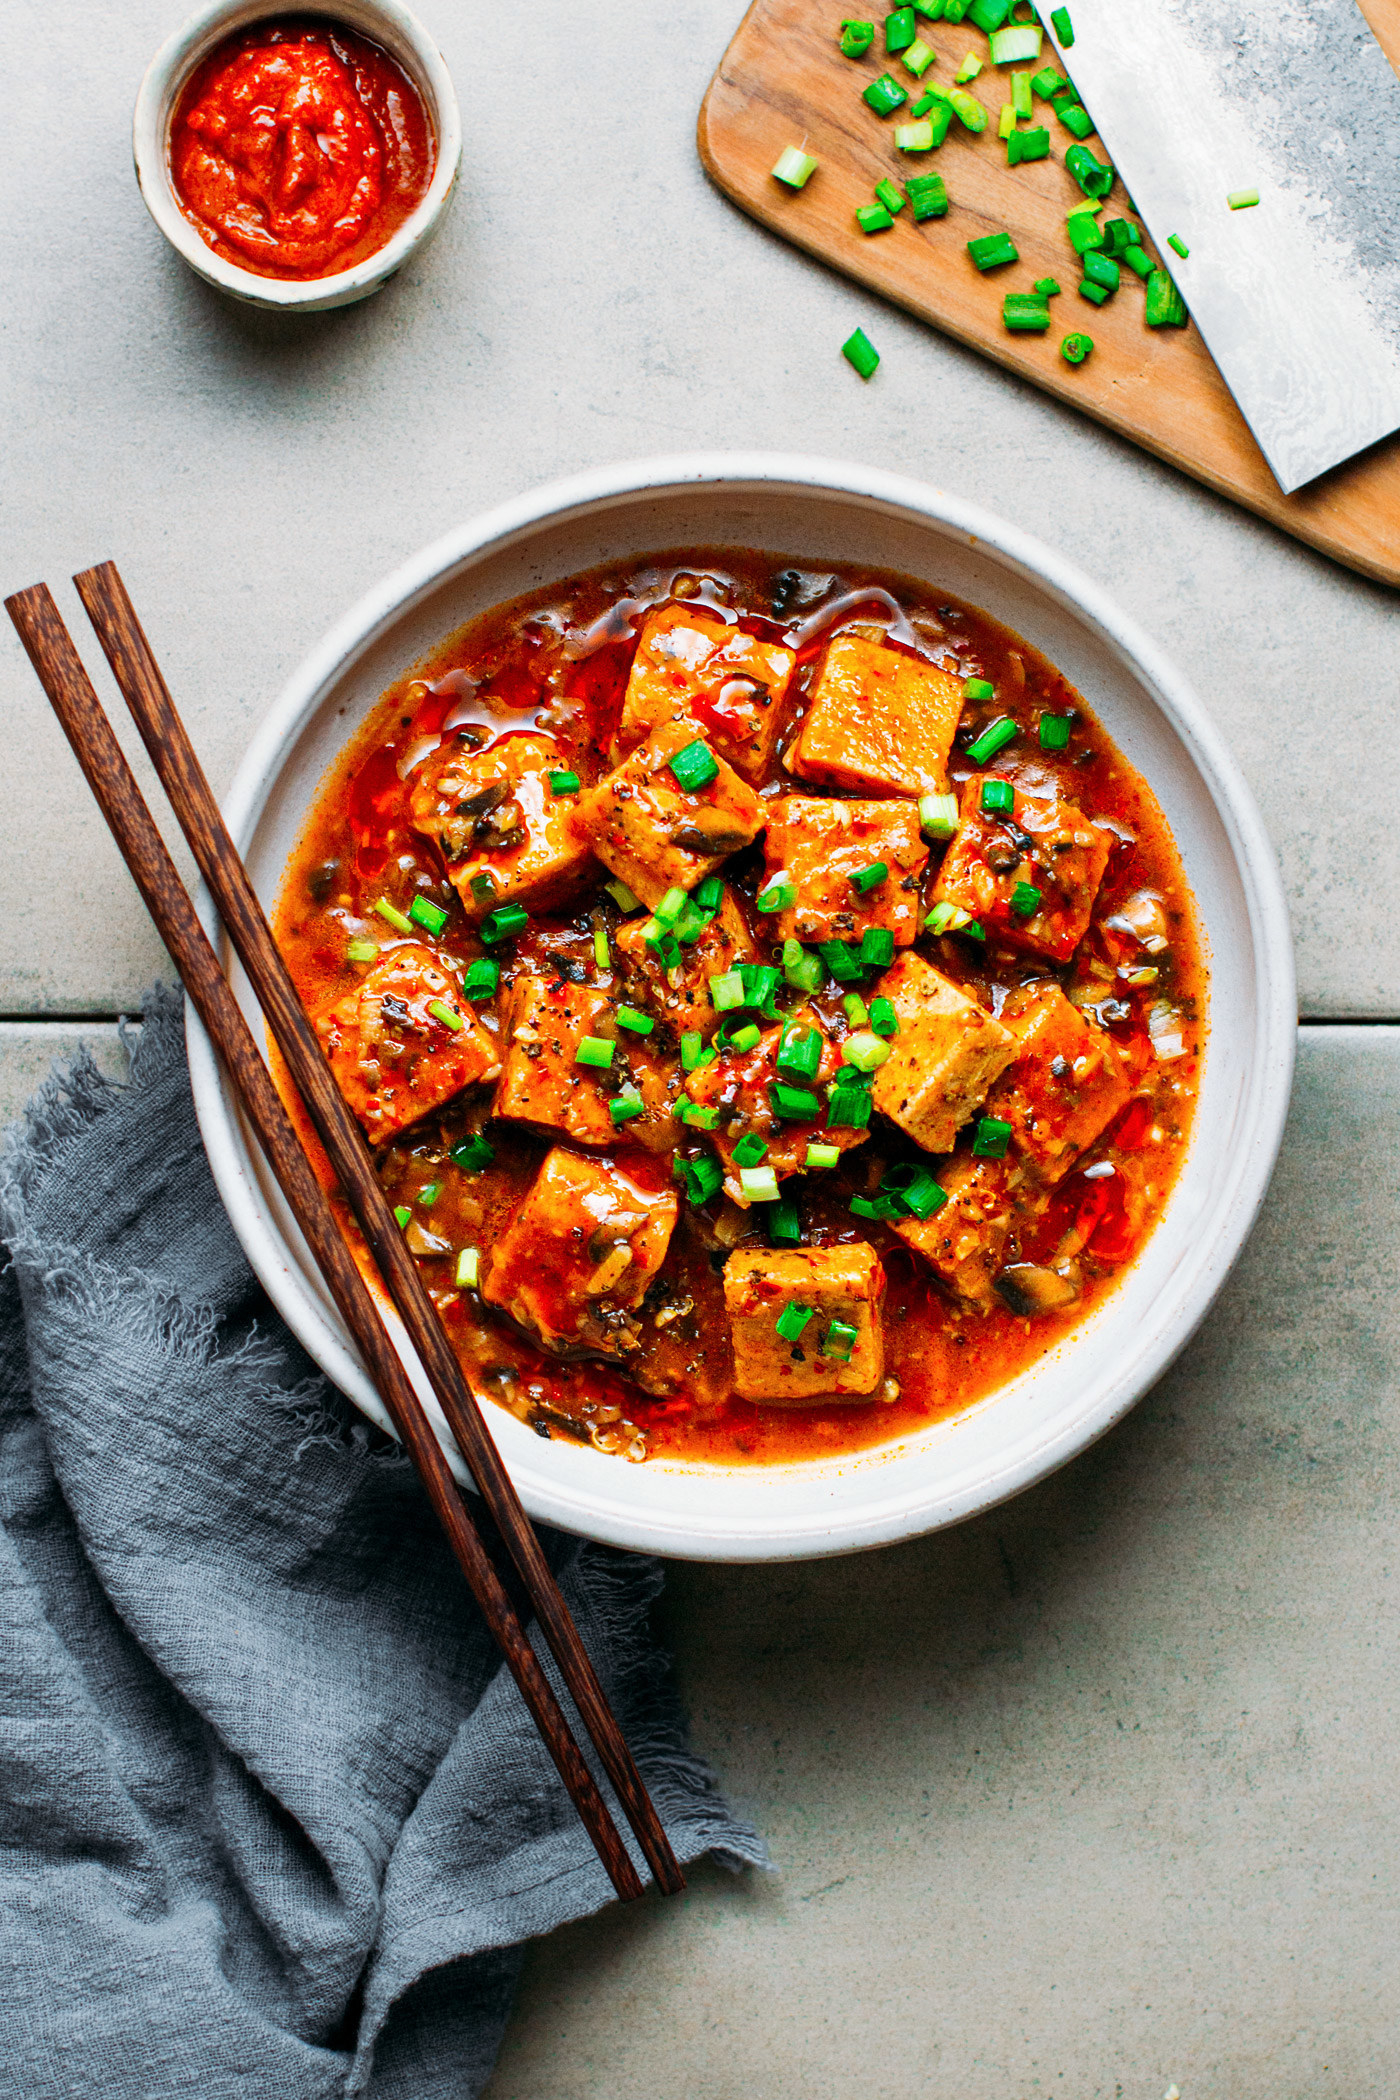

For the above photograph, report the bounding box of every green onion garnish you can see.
[980,777,1015,814]
[574,1036,615,1070]
[373,898,414,935]
[972,1115,1013,1159]
[455,1247,480,1288]
[777,1026,823,1081]
[850,859,889,894]
[679,1154,724,1207]
[843,992,870,1028]
[1067,209,1105,254]
[768,1198,802,1247]
[709,968,745,1012]
[919,791,959,838]
[1227,188,1259,210]
[346,938,378,962]
[911,90,953,136]
[903,36,936,75]
[851,1193,900,1222]
[806,1142,842,1169]
[988,23,1042,63]
[885,5,916,50]
[776,1301,815,1342]
[1050,6,1073,45]
[1082,250,1120,293]
[783,939,825,992]
[840,19,876,56]
[728,1023,762,1054]
[870,997,900,1037]
[1065,144,1113,198]
[1033,276,1062,296]
[740,1165,781,1204]
[604,877,640,912]
[1078,278,1111,308]
[857,204,896,234]
[842,327,881,378]
[1168,233,1189,259]
[732,1133,769,1169]
[843,1030,891,1073]
[967,715,1017,763]
[616,1005,654,1035]
[962,674,995,699]
[946,86,988,131]
[1145,269,1187,327]
[678,1101,721,1130]
[418,1182,441,1207]
[819,939,865,984]
[884,1165,947,1219]
[875,178,906,214]
[408,895,448,936]
[450,1134,495,1172]
[394,1206,411,1230]
[547,768,581,796]
[1100,218,1136,255]
[1003,293,1051,333]
[1120,245,1153,279]
[668,739,718,793]
[863,72,909,114]
[894,118,937,152]
[954,53,982,83]
[772,146,818,191]
[967,0,1011,27]
[462,958,500,1001]
[1040,712,1072,749]
[772,1083,821,1121]
[469,872,497,905]
[680,1030,705,1071]
[1010,67,1033,118]
[859,926,895,970]
[1007,126,1050,164]
[1060,330,1094,364]
[911,0,947,15]
[943,0,970,17]
[822,1319,860,1362]
[998,102,1016,140]
[1056,102,1093,140]
[1010,881,1042,917]
[480,904,529,945]
[609,1093,646,1126]
[826,1086,874,1130]
[653,886,688,930]
[427,998,463,1032]
[905,172,950,220]
[593,922,610,969]
[925,901,984,939]
[1031,65,1064,96]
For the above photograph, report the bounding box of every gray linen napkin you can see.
[0,987,763,2099]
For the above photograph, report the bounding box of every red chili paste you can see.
[169,17,435,281]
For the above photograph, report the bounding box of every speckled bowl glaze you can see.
[188,455,1296,1562]
[133,0,461,311]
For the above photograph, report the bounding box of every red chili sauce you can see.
[275,551,1206,1470]
[169,17,435,280]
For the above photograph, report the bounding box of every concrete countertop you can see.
[3,2,1397,2095]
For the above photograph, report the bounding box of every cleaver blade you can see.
[1046,0,1400,495]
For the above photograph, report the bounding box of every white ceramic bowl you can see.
[188,455,1296,1562]
[133,0,461,311]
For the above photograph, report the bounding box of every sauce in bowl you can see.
[169,15,435,281]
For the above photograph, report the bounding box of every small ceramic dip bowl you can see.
[133,0,461,312]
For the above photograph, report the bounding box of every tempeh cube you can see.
[931,773,1112,963]
[492,973,620,1148]
[615,603,797,780]
[315,942,501,1146]
[983,983,1132,1180]
[894,1153,1016,1308]
[578,717,763,909]
[868,952,1016,1153]
[723,1243,885,1401]
[787,632,964,797]
[761,796,927,949]
[409,730,593,919]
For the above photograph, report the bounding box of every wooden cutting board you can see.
[698,0,1400,590]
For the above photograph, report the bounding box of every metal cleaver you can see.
[1045,0,1400,494]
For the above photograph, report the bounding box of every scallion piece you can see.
[967,231,1019,271]
[574,1035,615,1070]
[772,146,818,192]
[911,92,953,139]
[843,992,870,1028]
[1007,126,1050,163]
[851,1193,900,1222]
[1033,276,1062,296]
[408,895,448,937]
[1100,218,1136,255]
[1056,101,1093,139]
[462,958,500,1001]
[616,1005,654,1036]
[842,327,881,378]
[980,776,1015,814]
[772,1082,821,1121]
[919,791,959,838]
[1227,188,1259,210]
[609,1093,646,1125]
[967,715,1017,763]
[850,859,889,894]
[740,1165,781,1204]
[1003,292,1051,333]
[886,5,917,49]
[604,877,640,912]
[894,118,937,152]
[905,172,950,219]
[1010,68,1033,118]
[394,1205,411,1230]
[859,926,895,970]
[418,1182,441,1208]
[782,938,825,992]
[427,998,464,1033]
[1066,143,1113,198]
[902,36,936,75]
[875,178,906,215]
[455,1247,480,1289]
[843,1030,891,1074]
[653,885,688,930]
[822,1319,860,1362]
[1010,880,1042,917]
[777,1025,823,1081]
[1050,6,1074,46]
[709,968,746,1012]
[948,86,989,131]
[988,23,1042,63]
[998,101,1016,140]
[727,1023,762,1054]
[470,872,497,906]
[1031,65,1065,96]
[373,898,414,935]
[480,903,529,945]
[740,963,780,1014]
[863,72,909,114]
[972,1115,1013,1159]
[1078,278,1111,307]
[1082,249,1120,292]
[1060,330,1094,364]
[677,1101,720,1129]
[962,674,995,699]
[857,204,896,235]
[668,739,718,793]
[925,901,983,938]
[1121,244,1153,279]
[943,0,970,17]
[450,1134,495,1172]
[547,768,581,796]
[806,1142,842,1169]
[1145,269,1187,327]
[954,53,982,83]
[679,1154,724,1207]
[732,1132,769,1169]
[1168,232,1189,259]
[768,1198,802,1247]
[967,0,1010,26]
[1039,712,1072,750]
[826,1086,874,1130]
[819,939,865,984]
[680,1030,712,1072]
[869,997,900,1038]
[776,1300,815,1342]
[593,922,610,969]
[885,1165,946,1219]
[1067,208,1105,254]
[911,0,947,16]
[346,938,378,962]
[840,18,876,56]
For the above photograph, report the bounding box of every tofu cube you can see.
[315,942,501,1147]
[894,1153,1016,1308]
[492,973,621,1148]
[869,952,1016,1153]
[409,731,593,920]
[984,983,1133,1181]
[483,1146,678,1360]
[614,889,759,1041]
[787,632,964,797]
[931,773,1112,963]
[615,603,797,780]
[723,1244,885,1402]
[683,1006,868,1202]
[761,796,927,949]
[578,717,763,909]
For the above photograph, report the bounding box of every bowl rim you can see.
[132,0,462,310]
[187,451,1297,1559]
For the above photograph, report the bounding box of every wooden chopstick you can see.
[69,561,686,1900]
[5,580,657,1905]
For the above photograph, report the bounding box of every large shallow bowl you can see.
[189,455,1295,1563]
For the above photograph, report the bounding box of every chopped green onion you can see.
[1003,292,1051,333]
[408,894,448,936]
[1078,278,1111,307]
[394,1205,411,1230]
[469,872,497,905]
[547,768,581,796]
[1010,880,1042,917]
[925,899,978,936]
[980,776,1015,814]
[843,1030,892,1073]
[757,877,796,914]
[616,1005,654,1036]
[842,327,881,378]
[967,715,1017,763]
[863,72,909,114]
[843,992,870,1028]
[875,178,906,215]
[1007,126,1050,163]
[740,963,780,1013]
[905,172,950,219]
[850,859,889,895]
[840,18,876,56]
[643,922,682,969]
[768,1197,802,1247]
[1010,68,1033,118]
[943,0,970,17]
[1227,188,1259,210]
[911,91,954,138]
[1067,209,1105,254]
[1050,6,1074,45]
[680,1030,705,1071]
[963,674,995,700]
[574,1036,615,1072]
[885,5,917,50]
[1065,143,1113,198]
[1056,101,1093,139]
[972,1115,1013,1159]
[740,1165,781,1204]
[455,1247,480,1289]
[954,53,982,83]
[947,86,989,131]
[373,898,414,935]
[480,904,529,945]
[851,1193,901,1222]
[709,968,745,1012]
[1060,330,1094,364]
[998,101,1016,139]
[1168,232,1189,260]
[1120,244,1153,279]
[859,926,895,970]
[1033,275,1062,296]
[894,118,937,151]
[668,739,718,793]
[782,939,825,992]
[732,1132,769,1169]
[776,1300,815,1342]
[679,1153,724,1207]
[819,939,865,984]
[967,0,1011,27]
[678,1101,721,1130]
[826,1086,874,1130]
[462,958,500,1001]
[592,922,610,969]
[911,0,947,15]
[609,1093,646,1126]
[772,1082,821,1121]
[1100,218,1136,255]
[728,1022,763,1054]
[652,886,687,930]
[902,36,936,75]
[920,791,959,838]
[806,1142,842,1169]
[1145,268,1188,327]
[1040,712,1072,749]
[988,23,1042,62]
[418,1182,441,1207]
[346,938,379,962]
[1031,65,1065,96]
[870,997,900,1037]
[777,1025,823,1081]
[857,204,896,234]
[967,231,1019,272]
[427,998,464,1032]
[450,1134,495,1172]
[604,877,640,912]
[1082,249,1120,292]
[822,1319,860,1361]
[689,874,721,913]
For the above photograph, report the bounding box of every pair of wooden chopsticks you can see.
[5,566,684,1906]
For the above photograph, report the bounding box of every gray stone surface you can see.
[484,1027,1400,2100]
[1,0,1395,1017]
